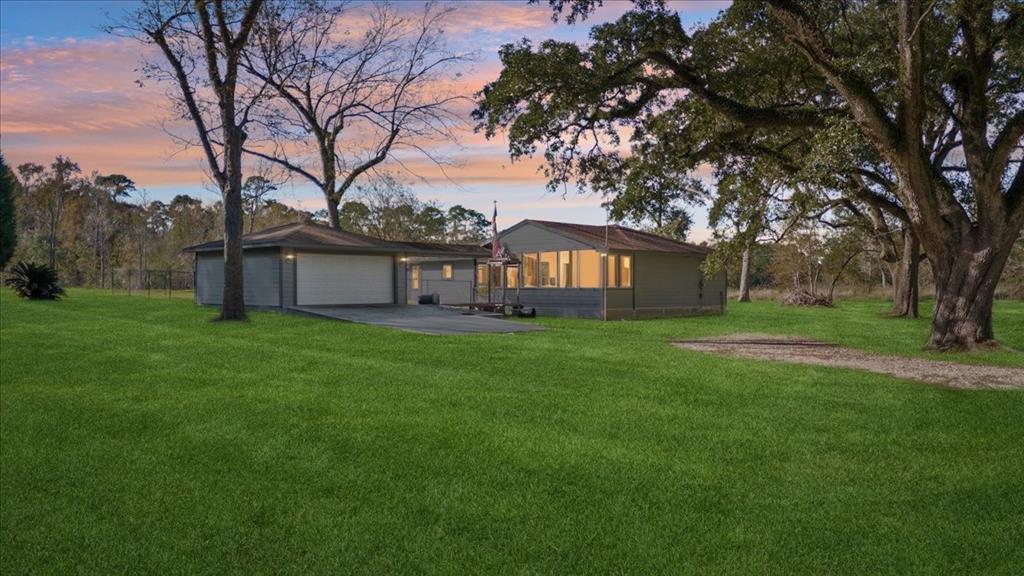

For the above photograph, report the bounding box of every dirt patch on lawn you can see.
[673,333,1024,390]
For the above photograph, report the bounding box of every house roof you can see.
[183,222,489,256]
[506,220,710,255]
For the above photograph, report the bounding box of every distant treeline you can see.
[0,154,489,286]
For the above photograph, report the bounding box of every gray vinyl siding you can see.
[623,251,726,315]
[518,288,603,318]
[605,288,633,310]
[500,222,591,253]
[195,248,282,307]
[407,264,421,304]
[393,257,407,305]
[412,260,475,305]
[281,251,296,307]
[705,269,728,310]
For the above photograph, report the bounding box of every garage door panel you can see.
[297,253,393,305]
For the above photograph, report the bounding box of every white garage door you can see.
[296,253,394,305]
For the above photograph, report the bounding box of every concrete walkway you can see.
[292,305,546,335]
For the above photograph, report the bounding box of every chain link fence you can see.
[109,268,194,299]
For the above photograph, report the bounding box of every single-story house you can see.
[184,222,488,309]
[410,220,726,319]
[185,219,726,319]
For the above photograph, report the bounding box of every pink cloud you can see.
[449,2,553,32]
[0,37,208,185]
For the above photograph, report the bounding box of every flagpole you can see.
[603,206,609,321]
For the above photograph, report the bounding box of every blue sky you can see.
[0,0,730,238]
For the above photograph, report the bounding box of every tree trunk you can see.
[326,198,341,229]
[737,243,751,302]
[888,230,919,318]
[48,233,56,271]
[219,125,247,321]
[925,232,1015,350]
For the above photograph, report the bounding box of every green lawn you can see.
[1,289,1022,575]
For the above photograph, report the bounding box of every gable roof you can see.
[184,222,488,256]
[505,220,709,255]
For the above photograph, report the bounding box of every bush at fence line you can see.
[4,261,65,300]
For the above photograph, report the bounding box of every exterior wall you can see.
[394,256,407,305]
[606,251,725,319]
[518,288,603,318]
[195,248,282,307]
[281,250,296,307]
[500,222,603,318]
[500,221,592,252]
[605,288,634,311]
[411,259,475,305]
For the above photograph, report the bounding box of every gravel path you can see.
[673,334,1024,390]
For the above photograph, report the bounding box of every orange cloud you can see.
[0,34,537,191]
[0,37,208,185]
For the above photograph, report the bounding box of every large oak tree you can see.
[476,0,1023,349]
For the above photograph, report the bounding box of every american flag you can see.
[491,201,501,260]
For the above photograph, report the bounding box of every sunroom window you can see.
[539,252,557,287]
[573,250,601,288]
[506,266,519,288]
[522,253,538,287]
[618,255,632,288]
[558,251,572,287]
[605,254,632,288]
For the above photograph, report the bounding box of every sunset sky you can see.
[0,0,730,239]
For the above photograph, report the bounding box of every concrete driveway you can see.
[292,305,546,335]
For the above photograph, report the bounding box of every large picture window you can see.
[573,250,601,288]
[605,254,632,288]
[618,255,632,288]
[558,251,572,287]
[519,250,615,289]
[522,253,538,287]
[539,252,557,287]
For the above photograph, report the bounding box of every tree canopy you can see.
[476,0,1023,349]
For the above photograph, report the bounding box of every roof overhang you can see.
[186,242,489,258]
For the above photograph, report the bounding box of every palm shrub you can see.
[4,261,65,300]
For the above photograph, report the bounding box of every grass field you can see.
[1,289,1022,575]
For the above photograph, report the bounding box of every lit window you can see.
[558,251,572,287]
[539,252,557,287]
[411,265,420,290]
[573,250,601,288]
[442,263,453,279]
[476,264,487,286]
[606,255,617,287]
[506,266,519,288]
[522,253,538,287]
[619,255,632,288]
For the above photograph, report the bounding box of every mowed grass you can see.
[1,289,1022,575]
